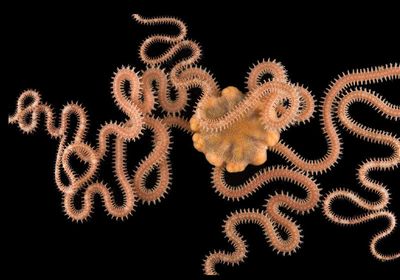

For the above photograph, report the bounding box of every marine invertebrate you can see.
[8,12,399,276]
[190,60,314,172]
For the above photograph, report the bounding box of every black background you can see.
[5,1,400,277]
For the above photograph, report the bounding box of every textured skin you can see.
[202,64,400,274]
[203,166,321,275]
[8,15,199,221]
[190,86,280,172]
